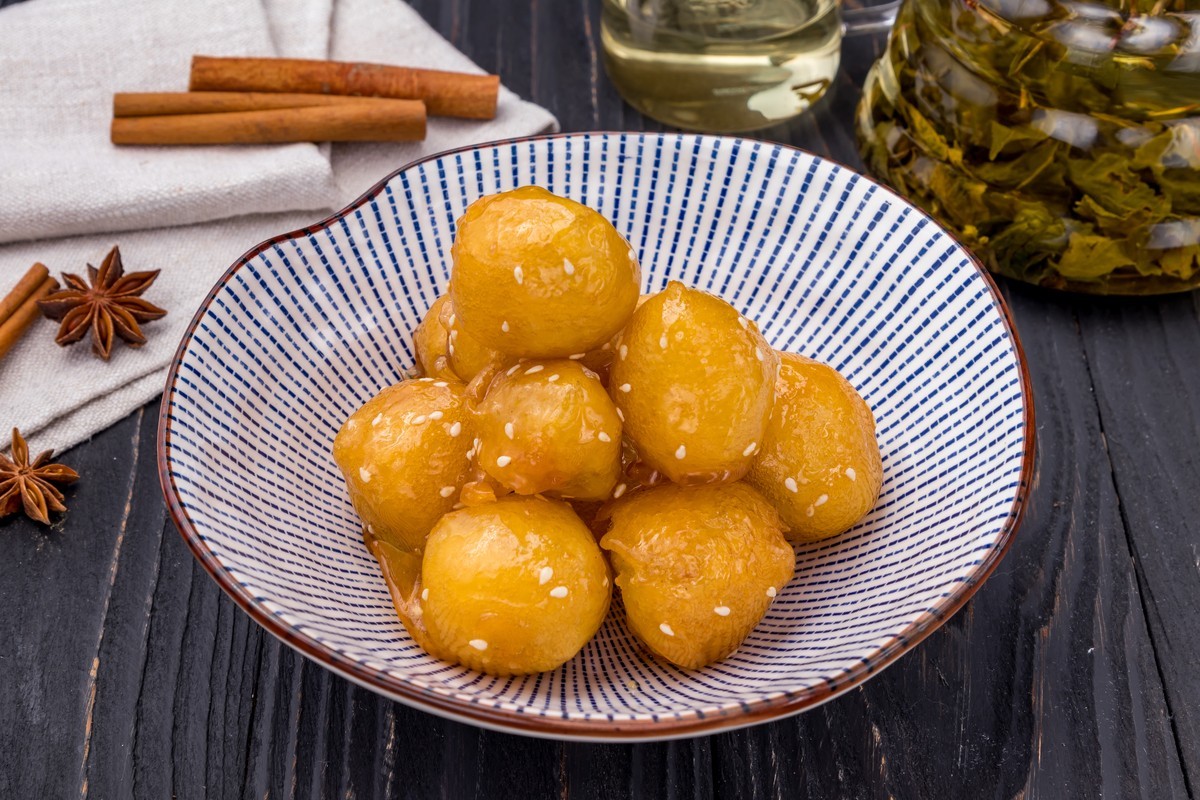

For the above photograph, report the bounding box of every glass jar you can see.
[857,0,1200,294]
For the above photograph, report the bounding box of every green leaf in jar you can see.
[987,120,1050,160]
[1066,153,1170,217]
[1056,231,1136,280]
[1159,245,1200,280]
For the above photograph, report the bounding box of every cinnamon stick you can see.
[111,101,426,145]
[114,91,405,117]
[189,55,499,120]
[0,275,58,361]
[0,263,49,327]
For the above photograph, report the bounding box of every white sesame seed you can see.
[469,639,488,651]
[439,486,455,498]
[806,506,815,517]
[429,411,443,420]
[569,353,586,360]
[504,422,514,439]
[613,483,627,499]
[453,502,465,509]
[766,586,777,598]
[421,588,429,601]
[815,494,829,507]
[602,342,613,350]
[743,442,758,457]
[411,415,427,425]
[496,455,512,467]
[659,335,668,349]
[433,381,449,388]
[501,320,510,333]
[419,378,433,382]
[563,258,575,275]
[619,345,628,360]
[648,471,659,483]
[846,467,857,481]
[448,314,456,327]
[598,432,612,443]
[513,266,524,284]
[359,467,371,482]
[618,383,631,393]
[447,342,455,356]
[675,444,687,460]
[785,477,799,493]
[547,374,560,382]
[539,566,553,585]
[525,365,544,375]
[449,329,459,341]
[616,408,625,421]
[628,248,636,261]
[449,421,462,437]
[367,523,375,534]
[738,316,749,330]
[372,413,383,426]
[583,368,600,380]
[659,623,675,637]
[550,586,569,598]
[507,364,520,376]
[714,606,731,617]
[755,347,764,362]
[603,576,610,587]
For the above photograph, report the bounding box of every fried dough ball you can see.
[381,496,612,675]
[600,483,794,670]
[476,359,622,501]
[748,353,883,542]
[450,186,640,358]
[609,282,778,485]
[412,296,456,381]
[333,378,475,552]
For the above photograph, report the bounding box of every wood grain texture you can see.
[0,0,1196,797]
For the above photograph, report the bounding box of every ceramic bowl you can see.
[158,132,1034,741]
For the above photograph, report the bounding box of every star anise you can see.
[38,246,167,360]
[0,427,78,525]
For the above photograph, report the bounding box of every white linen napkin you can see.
[0,0,558,455]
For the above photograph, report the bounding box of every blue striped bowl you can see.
[158,133,1034,741]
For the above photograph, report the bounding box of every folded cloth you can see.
[0,0,558,455]
[0,0,339,245]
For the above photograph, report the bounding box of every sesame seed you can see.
[648,470,659,483]
[613,483,627,499]
[449,421,462,437]
[496,455,512,467]
[504,422,514,439]
[628,248,636,261]
[507,364,520,376]
[675,444,687,460]
[755,347,764,362]
[846,467,857,481]
[563,258,575,275]
[419,378,433,382]
[603,576,610,587]
[766,587,777,598]
[659,623,675,637]
[411,415,427,425]
[513,266,524,284]
[429,411,443,420]
[501,320,510,333]
[439,486,456,498]
[785,477,799,493]
[619,345,628,360]
[367,523,375,534]
[743,442,758,457]
[616,408,625,421]
[550,586,569,598]
[569,353,586,360]
[815,494,829,507]
[433,381,449,387]
[447,343,455,356]
[372,413,383,426]
[469,639,488,651]
[618,383,631,393]
[598,432,612,443]
[806,506,815,517]
[448,314,456,327]
[583,368,599,380]
[659,335,668,349]
[547,374,560,382]
[602,341,612,351]
[453,502,465,509]
[525,365,544,375]
[449,329,459,341]
[714,606,731,617]
[359,467,371,482]
[539,566,553,585]
[421,588,429,601]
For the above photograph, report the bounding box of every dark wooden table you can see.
[3,1,1198,798]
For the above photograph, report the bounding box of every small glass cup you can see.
[600,0,898,133]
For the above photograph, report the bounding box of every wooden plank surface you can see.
[0,0,1196,797]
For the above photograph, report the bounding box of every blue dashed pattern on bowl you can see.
[159,133,1033,741]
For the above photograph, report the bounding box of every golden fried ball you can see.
[449,186,640,358]
[608,282,778,484]
[747,353,883,542]
[444,300,507,384]
[600,483,794,670]
[413,497,611,675]
[332,378,475,552]
[475,359,622,501]
[412,296,456,381]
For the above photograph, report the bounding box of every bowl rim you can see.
[157,131,1036,742]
